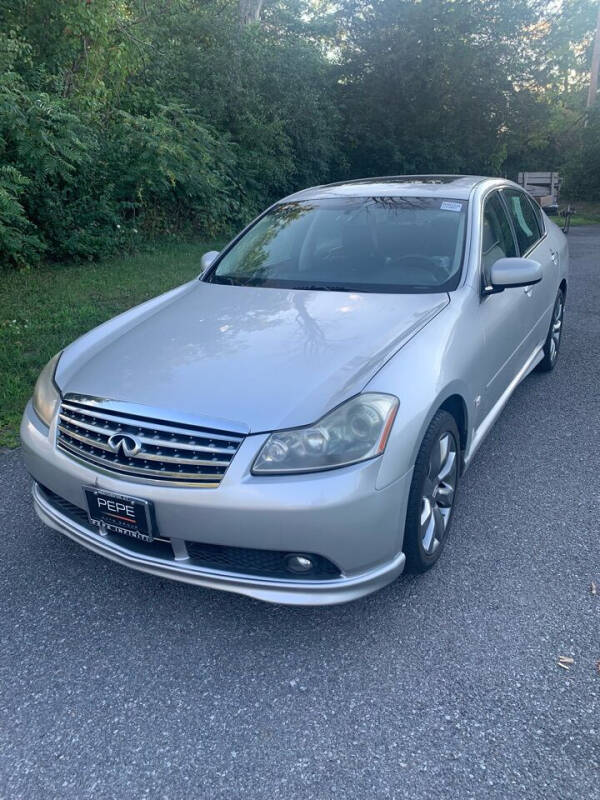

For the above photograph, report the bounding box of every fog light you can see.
[285,554,314,574]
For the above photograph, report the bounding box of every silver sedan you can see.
[21,175,568,604]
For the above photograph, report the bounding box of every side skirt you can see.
[463,345,544,471]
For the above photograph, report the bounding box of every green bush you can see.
[0,166,43,267]
[107,105,243,237]
[0,30,119,265]
[0,8,343,268]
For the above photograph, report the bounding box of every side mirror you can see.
[199,250,219,278]
[486,257,543,293]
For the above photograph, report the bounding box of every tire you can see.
[536,289,565,373]
[403,410,460,573]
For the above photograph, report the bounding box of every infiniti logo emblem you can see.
[107,433,142,457]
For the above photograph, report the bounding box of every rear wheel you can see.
[403,410,460,572]
[536,289,564,372]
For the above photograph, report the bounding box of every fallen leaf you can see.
[596,661,600,675]
[591,581,598,596]
[558,656,575,670]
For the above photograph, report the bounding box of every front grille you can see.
[185,541,341,580]
[56,395,244,486]
[40,485,90,527]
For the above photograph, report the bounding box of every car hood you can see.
[58,282,449,432]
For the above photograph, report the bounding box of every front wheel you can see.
[536,289,565,372]
[403,410,460,572]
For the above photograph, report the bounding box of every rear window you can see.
[502,189,542,254]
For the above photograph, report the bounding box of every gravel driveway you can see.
[1,227,598,799]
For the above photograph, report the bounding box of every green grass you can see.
[0,238,222,448]
[548,200,600,227]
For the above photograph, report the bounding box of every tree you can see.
[239,0,265,24]
[587,3,600,106]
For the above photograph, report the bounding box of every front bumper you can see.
[22,401,411,605]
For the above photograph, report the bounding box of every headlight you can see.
[32,352,62,427]
[252,393,399,475]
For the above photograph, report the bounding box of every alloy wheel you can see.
[549,295,563,364]
[420,432,458,555]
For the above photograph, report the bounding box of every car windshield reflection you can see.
[207,196,468,293]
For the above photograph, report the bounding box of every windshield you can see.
[207,196,468,293]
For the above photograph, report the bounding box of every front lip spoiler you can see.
[32,482,405,606]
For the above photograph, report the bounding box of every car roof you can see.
[283,175,494,202]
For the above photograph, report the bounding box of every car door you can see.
[475,190,535,427]
[500,187,556,348]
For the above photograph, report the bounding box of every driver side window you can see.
[481,192,517,282]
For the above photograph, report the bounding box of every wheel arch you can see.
[559,278,567,299]
[439,394,469,462]
[376,385,472,490]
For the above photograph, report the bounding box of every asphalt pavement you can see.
[1,226,599,799]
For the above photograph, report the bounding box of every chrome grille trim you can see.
[58,413,235,454]
[60,402,244,443]
[56,396,244,486]
[57,424,231,467]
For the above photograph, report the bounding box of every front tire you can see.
[403,410,460,573]
[536,289,564,372]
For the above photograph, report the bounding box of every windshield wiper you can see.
[210,278,441,293]
[210,275,257,287]
[291,283,352,292]
[293,283,441,293]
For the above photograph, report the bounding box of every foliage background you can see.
[0,0,599,268]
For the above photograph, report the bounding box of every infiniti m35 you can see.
[22,176,568,604]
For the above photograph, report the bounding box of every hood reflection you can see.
[64,282,449,432]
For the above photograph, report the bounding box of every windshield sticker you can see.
[440,201,463,212]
